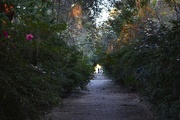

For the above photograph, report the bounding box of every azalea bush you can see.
[0,21,93,120]
[0,1,94,120]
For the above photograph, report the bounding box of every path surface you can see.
[44,73,156,120]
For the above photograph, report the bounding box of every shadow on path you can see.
[44,73,156,120]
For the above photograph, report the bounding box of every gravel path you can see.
[44,73,156,120]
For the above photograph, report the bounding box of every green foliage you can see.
[108,0,138,35]
[0,1,93,120]
[100,1,180,119]
[101,18,180,119]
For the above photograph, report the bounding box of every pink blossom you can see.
[3,31,8,38]
[26,34,34,41]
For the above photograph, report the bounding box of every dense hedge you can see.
[0,20,94,120]
[101,20,180,120]
[0,1,94,119]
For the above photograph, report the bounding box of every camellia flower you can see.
[26,34,34,41]
[3,31,8,38]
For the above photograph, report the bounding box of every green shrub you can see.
[101,20,180,119]
[0,20,93,120]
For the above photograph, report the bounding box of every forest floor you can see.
[43,73,157,120]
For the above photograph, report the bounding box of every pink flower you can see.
[3,31,8,38]
[26,34,34,41]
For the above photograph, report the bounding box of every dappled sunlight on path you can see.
[44,73,156,120]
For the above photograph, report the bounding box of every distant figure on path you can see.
[94,64,102,73]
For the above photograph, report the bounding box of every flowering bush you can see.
[3,31,8,38]
[0,1,93,120]
[26,34,33,41]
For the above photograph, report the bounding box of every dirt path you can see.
[44,73,156,120]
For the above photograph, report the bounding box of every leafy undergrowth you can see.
[100,20,180,120]
[0,2,94,119]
